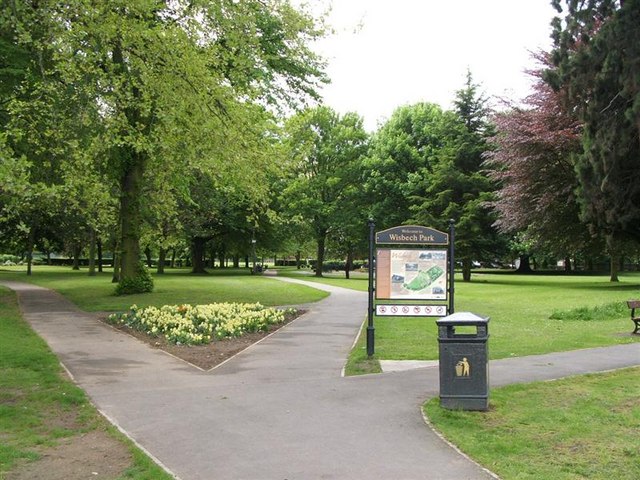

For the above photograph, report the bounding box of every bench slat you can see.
[626,300,640,310]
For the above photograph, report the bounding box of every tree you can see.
[363,103,452,230]
[411,75,502,281]
[3,1,327,292]
[486,53,598,271]
[281,107,368,277]
[548,0,640,279]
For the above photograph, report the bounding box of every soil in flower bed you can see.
[99,309,305,370]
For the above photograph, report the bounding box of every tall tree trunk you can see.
[245,255,250,268]
[209,243,215,269]
[143,246,152,268]
[345,248,353,279]
[72,243,81,270]
[219,244,226,268]
[97,237,103,273]
[157,247,166,274]
[564,256,572,272]
[606,234,620,282]
[462,258,472,282]
[26,226,35,276]
[610,256,620,282]
[118,149,147,287]
[295,250,301,269]
[191,237,207,274]
[315,233,326,278]
[113,37,152,293]
[88,228,97,276]
[112,238,120,283]
[170,248,176,268]
[233,254,240,268]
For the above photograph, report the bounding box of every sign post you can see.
[367,219,375,357]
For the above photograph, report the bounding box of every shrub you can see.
[550,302,628,321]
[115,263,154,295]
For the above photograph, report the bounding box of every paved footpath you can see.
[2,279,639,480]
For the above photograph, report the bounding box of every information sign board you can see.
[376,249,447,300]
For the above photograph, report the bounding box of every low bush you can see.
[114,264,154,295]
[550,301,628,321]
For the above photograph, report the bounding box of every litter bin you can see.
[436,312,489,411]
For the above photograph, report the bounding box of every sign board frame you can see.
[366,220,455,355]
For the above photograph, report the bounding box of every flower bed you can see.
[107,303,293,345]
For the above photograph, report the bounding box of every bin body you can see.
[436,312,489,411]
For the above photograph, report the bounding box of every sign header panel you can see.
[376,225,448,245]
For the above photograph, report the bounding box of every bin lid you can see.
[436,312,489,326]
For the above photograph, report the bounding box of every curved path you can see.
[2,278,639,480]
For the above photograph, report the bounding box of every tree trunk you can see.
[88,228,97,276]
[219,244,226,268]
[112,239,120,283]
[296,250,301,269]
[191,237,208,274]
[462,258,472,282]
[143,246,152,268]
[315,233,326,277]
[564,256,572,272]
[208,243,215,269]
[610,256,620,282]
[245,255,250,268]
[118,149,146,287]
[516,254,533,273]
[170,248,176,268]
[72,243,81,270]
[157,247,166,274]
[606,234,620,282]
[97,237,103,273]
[345,248,353,279]
[26,226,35,276]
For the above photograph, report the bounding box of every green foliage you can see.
[2,0,329,288]
[363,102,453,229]
[549,1,640,243]
[115,263,154,295]
[281,106,369,274]
[410,73,503,280]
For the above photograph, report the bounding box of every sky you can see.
[309,0,559,130]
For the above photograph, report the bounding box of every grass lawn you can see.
[0,266,328,312]
[0,286,172,479]
[424,367,640,480]
[278,269,640,373]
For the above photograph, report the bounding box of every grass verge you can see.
[0,266,328,312]
[424,367,640,480]
[0,286,172,479]
[341,272,640,373]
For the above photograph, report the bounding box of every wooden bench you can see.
[627,300,640,334]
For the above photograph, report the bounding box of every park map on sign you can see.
[389,250,447,300]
